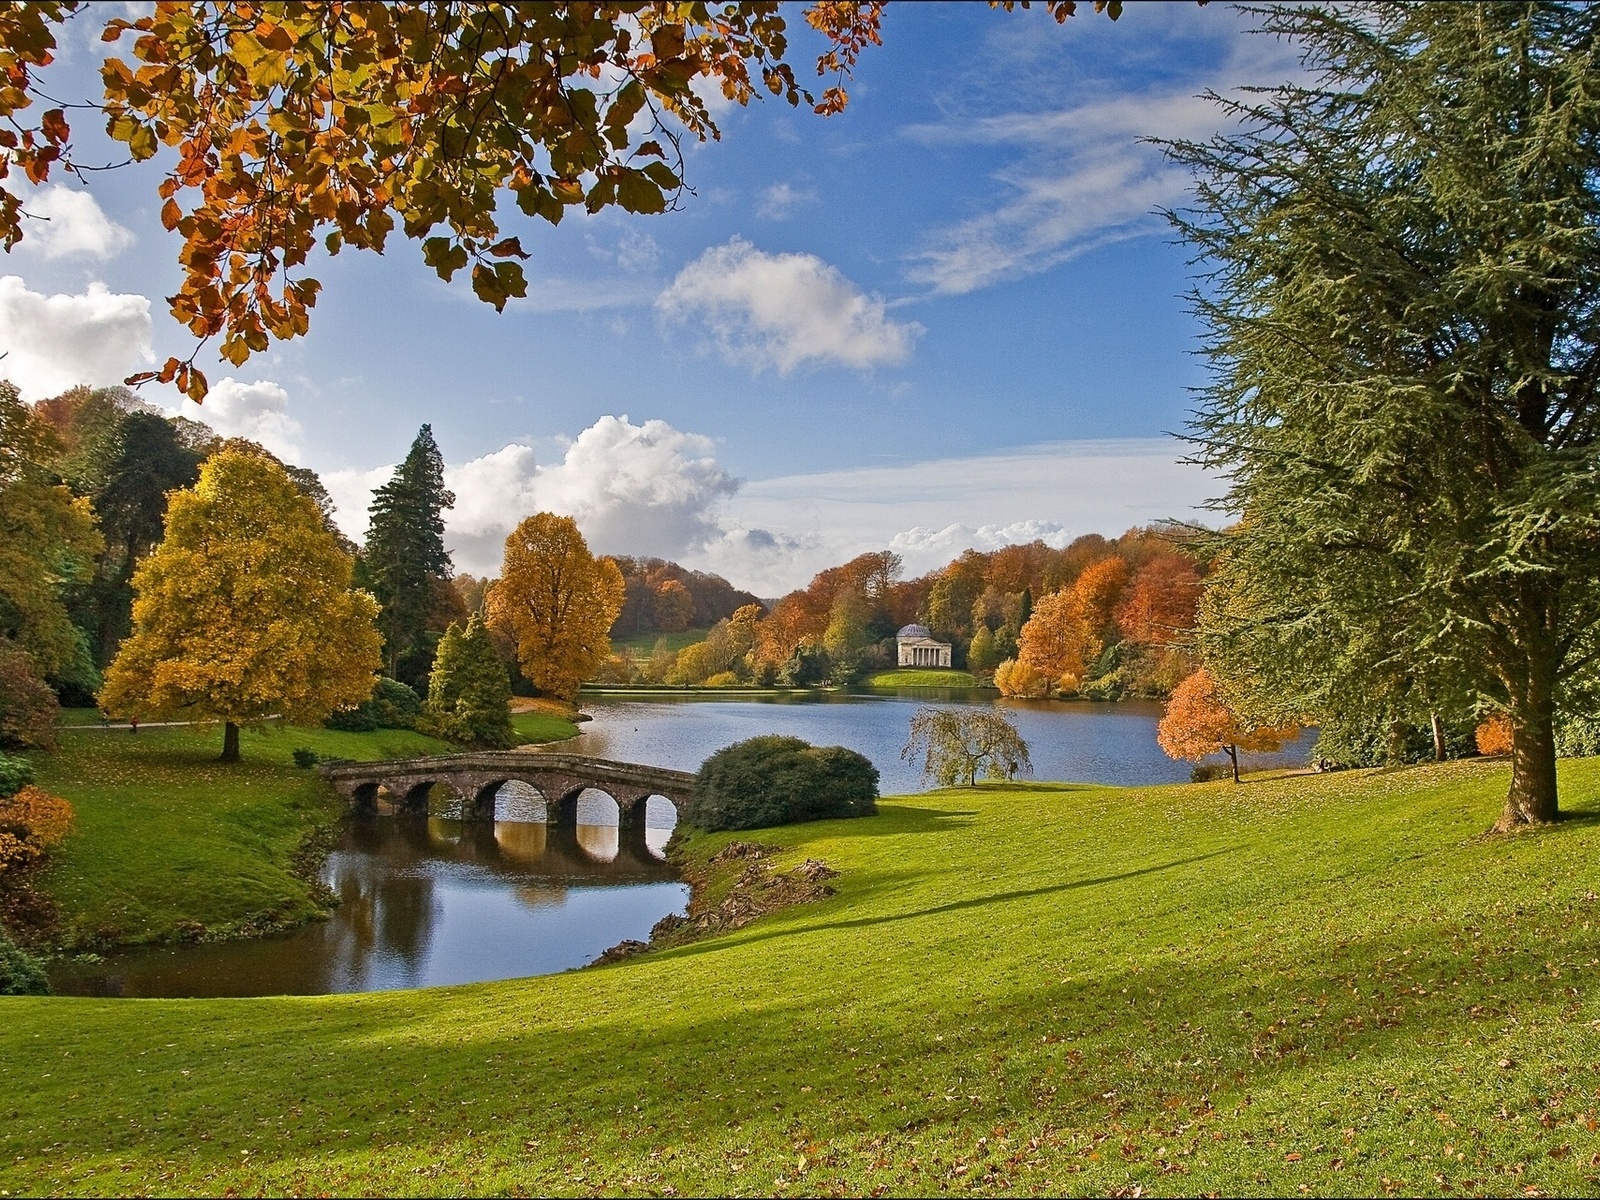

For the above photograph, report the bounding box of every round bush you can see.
[0,932,49,996]
[689,735,878,832]
[0,750,34,798]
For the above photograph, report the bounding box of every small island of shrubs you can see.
[687,736,879,832]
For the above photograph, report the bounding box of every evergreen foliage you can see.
[0,930,49,997]
[0,749,33,797]
[364,425,455,686]
[423,615,513,748]
[324,677,422,732]
[689,735,878,832]
[1165,3,1600,827]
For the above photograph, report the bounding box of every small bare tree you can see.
[902,708,1033,788]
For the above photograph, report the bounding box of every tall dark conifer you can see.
[364,425,455,685]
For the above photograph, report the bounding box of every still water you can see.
[50,690,1309,998]
[50,814,687,998]
[570,688,1313,794]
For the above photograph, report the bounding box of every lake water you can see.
[568,689,1313,794]
[49,816,688,998]
[49,689,1309,998]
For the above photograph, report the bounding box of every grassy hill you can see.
[863,668,983,688]
[3,758,1599,1195]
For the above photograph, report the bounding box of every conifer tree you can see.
[364,425,455,686]
[423,614,514,749]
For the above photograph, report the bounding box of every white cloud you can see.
[703,439,1220,586]
[326,416,747,578]
[903,31,1303,294]
[658,237,922,374]
[15,184,135,261]
[0,275,152,400]
[175,377,303,460]
[756,182,817,221]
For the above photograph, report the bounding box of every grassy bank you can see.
[24,706,579,949]
[863,668,984,688]
[4,759,1599,1195]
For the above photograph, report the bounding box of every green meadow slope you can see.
[4,760,1599,1196]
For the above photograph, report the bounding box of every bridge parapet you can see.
[317,751,697,823]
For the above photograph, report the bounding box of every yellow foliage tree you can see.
[99,447,382,761]
[486,514,624,701]
[1017,589,1087,685]
[993,657,1051,699]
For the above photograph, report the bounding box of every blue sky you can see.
[1,3,1300,593]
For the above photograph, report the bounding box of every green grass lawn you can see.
[864,668,984,688]
[24,721,456,948]
[510,709,581,744]
[4,759,1600,1194]
[610,627,711,657]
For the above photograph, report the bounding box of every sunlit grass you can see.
[4,756,1599,1195]
[864,668,984,688]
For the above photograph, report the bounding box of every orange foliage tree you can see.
[486,514,624,701]
[1017,589,1086,691]
[1116,554,1202,648]
[0,785,73,874]
[1157,667,1298,783]
[1475,714,1514,757]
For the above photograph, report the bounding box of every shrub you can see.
[994,658,1050,699]
[291,747,320,769]
[0,751,34,798]
[0,931,49,996]
[325,676,422,732]
[703,671,741,688]
[1556,713,1600,758]
[689,735,878,832]
[0,641,58,751]
[0,785,74,874]
[1190,763,1235,783]
[1475,713,1514,756]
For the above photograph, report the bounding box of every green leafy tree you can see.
[423,614,513,748]
[1166,2,1600,828]
[364,425,455,686]
[688,735,878,832]
[902,707,1032,788]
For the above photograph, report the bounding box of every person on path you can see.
[129,715,138,734]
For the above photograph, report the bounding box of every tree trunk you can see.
[1496,655,1559,830]
[220,720,240,763]
[1226,744,1240,784]
[1431,712,1445,762]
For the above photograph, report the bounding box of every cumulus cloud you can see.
[0,275,152,399]
[658,237,922,374]
[756,182,817,221]
[16,185,135,260]
[175,377,304,460]
[326,416,748,578]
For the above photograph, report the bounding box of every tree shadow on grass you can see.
[672,846,1244,957]
[841,805,978,836]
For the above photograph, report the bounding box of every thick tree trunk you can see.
[220,720,240,763]
[1431,713,1446,762]
[1226,744,1240,784]
[1495,654,1559,830]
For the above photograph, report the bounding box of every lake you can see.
[49,689,1309,998]
[568,688,1313,794]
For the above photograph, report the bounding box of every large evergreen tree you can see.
[1167,3,1600,829]
[423,614,513,749]
[364,425,455,686]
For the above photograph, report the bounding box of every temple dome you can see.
[897,624,934,640]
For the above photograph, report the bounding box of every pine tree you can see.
[424,614,513,749]
[364,425,454,686]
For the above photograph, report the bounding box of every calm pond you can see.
[51,689,1310,998]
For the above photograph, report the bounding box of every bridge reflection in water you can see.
[48,814,687,998]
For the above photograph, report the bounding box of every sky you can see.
[0,3,1303,595]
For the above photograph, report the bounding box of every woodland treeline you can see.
[602,529,1204,698]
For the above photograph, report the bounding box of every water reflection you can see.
[573,691,1314,791]
[49,816,688,998]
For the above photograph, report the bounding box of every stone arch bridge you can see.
[318,752,696,826]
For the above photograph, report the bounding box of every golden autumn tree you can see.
[1156,667,1298,784]
[99,446,382,761]
[486,514,624,701]
[1070,556,1129,663]
[1016,589,1086,693]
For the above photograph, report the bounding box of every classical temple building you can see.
[896,623,952,668]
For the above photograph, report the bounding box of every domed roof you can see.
[897,624,933,640]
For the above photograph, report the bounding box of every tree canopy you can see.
[902,707,1032,789]
[100,445,382,760]
[1166,2,1600,828]
[486,512,624,701]
[0,0,1111,399]
[364,424,456,685]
